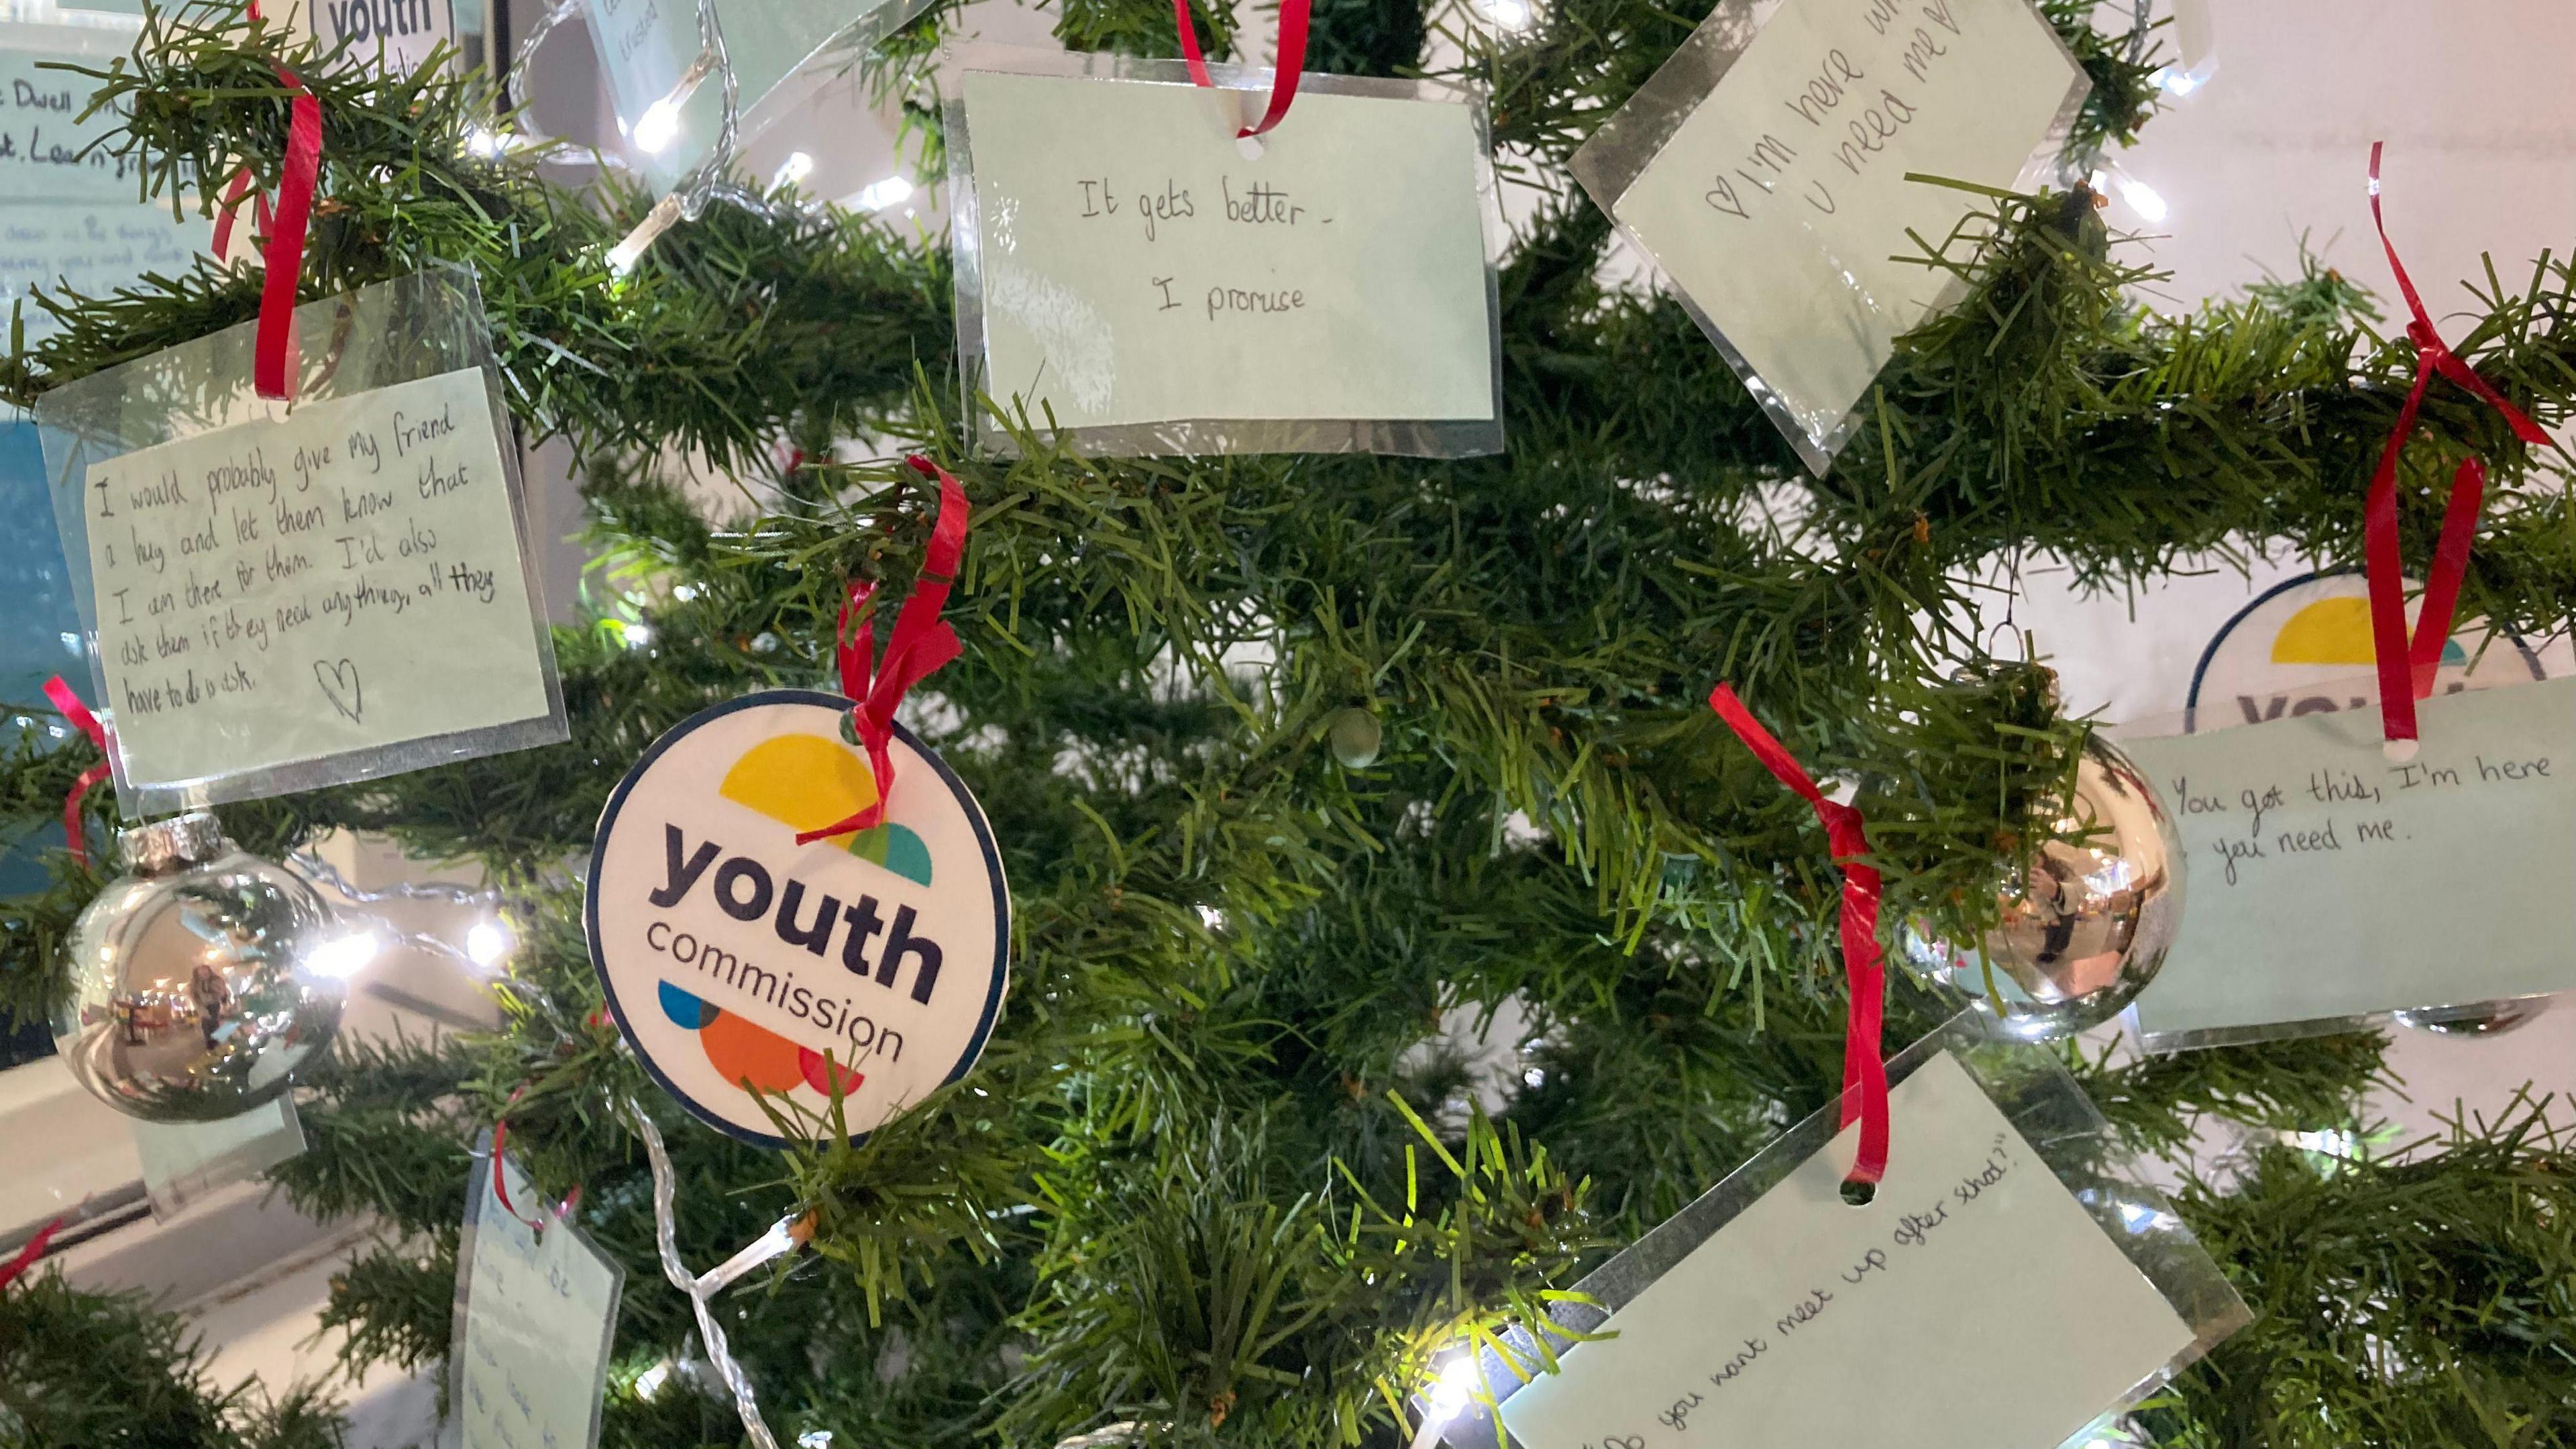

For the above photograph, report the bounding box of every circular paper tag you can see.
[2186,570,2550,726]
[586,690,1010,1147]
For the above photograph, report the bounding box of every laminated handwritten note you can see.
[2123,678,2576,1044]
[1496,1053,2192,1449]
[133,1097,305,1220]
[1,48,148,204]
[453,1152,623,1449]
[65,366,556,796]
[957,69,1498,451]
[1,45,213,342]
[1570,0,2086,471]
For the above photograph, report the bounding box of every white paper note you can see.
[1497,1052,2192,1449]
[2123,678,2576,1042]
[960,69,1497,437]
[1,46,213,343]
[0,48,149,205]
[72,366,553,792]
[455,1153,623,1449]
[1590,0,2083,467]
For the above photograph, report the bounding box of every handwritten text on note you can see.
[1595,0,2084,460]
[2124,678,2576,1040]
[74,366,553,790]
[1496,1053,2192,1449]
[1,48,213,342]
[455,1152,622,1449]
[961,70,1496,433]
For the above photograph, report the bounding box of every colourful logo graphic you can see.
[653,731,936,1100]
[658,980,861,1098]
[2267,596,2467,668]
[2189,573,2544,729]
[716,733,935,885]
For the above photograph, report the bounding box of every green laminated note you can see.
[35,268,566,815]
[0,37,214,343]
[2124,676,2576,1045]
[1495,1052,2200,1449]
[453,1147,624,1449]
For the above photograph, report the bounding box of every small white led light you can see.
[2114,170,2168,223]
[1425,1356,1479,1421]
[305,931,382,981]
[848,175,914,213]
[466,919,512,970]
[632,97,682,155]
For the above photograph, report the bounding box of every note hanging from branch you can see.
[34,266,567,816]
[0,19,214,343]
[949,54,1505,458]
[1569,0,2089,474]
[2118,673,2576,1049]
[1449,1016,2246,1449]
[451,1140,623,1449]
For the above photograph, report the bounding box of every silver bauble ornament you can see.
[2394,998,2551,1037]
[1901,734,2186,1040]
[1327,706,1384,769]
[52,812,348,1122]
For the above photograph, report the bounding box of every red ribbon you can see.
[212,0,323,402]
[794,458,972,847]
[1171,0,1311,139]
[1708,686,1890,1189]
[0,1218,65,1291]
[42,676,113,871]
[490,1106,581,1233]
[252,84,322,402]
[2361,143,2551,751]
[211,170,272,258]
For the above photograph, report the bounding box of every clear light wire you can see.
[284,848,507,980]
[627,1098,789,1449]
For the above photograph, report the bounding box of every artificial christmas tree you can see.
[3,1,2574,1445]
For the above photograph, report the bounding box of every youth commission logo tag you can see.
[2186,572,2546,732]
[587,691,1010,1146]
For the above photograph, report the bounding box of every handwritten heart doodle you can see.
[315,658,364,723]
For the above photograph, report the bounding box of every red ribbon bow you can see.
[794,458,973,847]
[2361,143,2552,753]
[211,0,323,402]
[1170,0,1311,139]
[1708,686,1890,1189]
[42,676,113,870]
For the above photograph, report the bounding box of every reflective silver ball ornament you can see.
[1901,734,2186,1040]
[52,813,347,1122]
[1327,707,1384,769]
